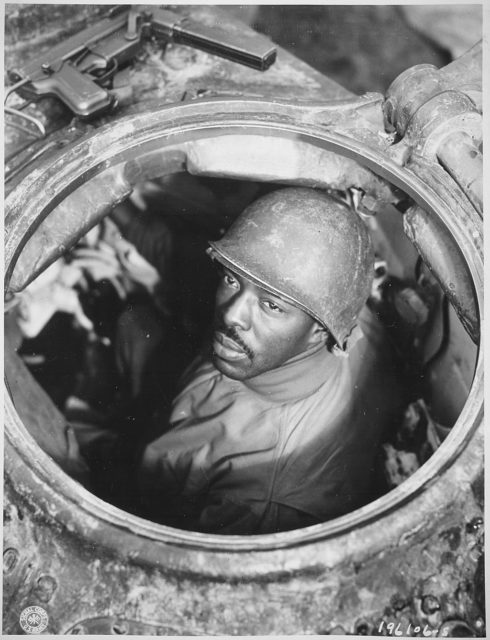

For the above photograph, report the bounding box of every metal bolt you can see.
[34,574,57,602]
[355,619,371,635]
[474,616,484,630]
[421,595,440,615]
[390,594,408,611]
[465,517,483,534]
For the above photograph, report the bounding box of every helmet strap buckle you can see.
[333,324,364,357]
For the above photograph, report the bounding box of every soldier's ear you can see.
[307,322,328,347]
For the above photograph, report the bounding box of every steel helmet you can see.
[208,187,374,349]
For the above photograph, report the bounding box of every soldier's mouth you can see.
[213,331,250,361]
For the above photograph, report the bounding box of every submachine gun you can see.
[6,4,277,123]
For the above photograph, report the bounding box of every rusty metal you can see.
[3,8,483,636]
[7,4,277,119]
[384,42,482,136]
[3,95,483,634]
[3,5,352,164]
[7,94,396,294]
[6,97,480,344]
[437,131,483,214]
[384,41,482,216]
[404,211,478,343]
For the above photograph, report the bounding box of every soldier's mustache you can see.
[215,321,254,360]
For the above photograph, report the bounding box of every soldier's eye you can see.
[263,300,284,313]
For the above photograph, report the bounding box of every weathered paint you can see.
[3,6,484,637]
[4,101,483,634]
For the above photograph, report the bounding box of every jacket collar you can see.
[241,342,343,404]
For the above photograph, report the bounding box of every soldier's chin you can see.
[212,352,252,380]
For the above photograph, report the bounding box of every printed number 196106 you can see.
[378,620,433,636]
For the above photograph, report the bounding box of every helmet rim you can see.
[208,244,340,344]
[208,187,373,349]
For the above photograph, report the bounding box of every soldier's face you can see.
[212,266,323,380]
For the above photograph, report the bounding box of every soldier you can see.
[12,185,402,533]
[135,187,403,534]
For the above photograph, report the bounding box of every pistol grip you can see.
[26,64,114,119]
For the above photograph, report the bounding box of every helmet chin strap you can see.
[332,324,364,358]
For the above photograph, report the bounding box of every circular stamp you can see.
[19,606,49,634]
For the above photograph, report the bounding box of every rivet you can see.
[474,617,484,629]
[34,575,58,603]
[112,621,129,635]
[390,593,408,611]
[3,548,20,574]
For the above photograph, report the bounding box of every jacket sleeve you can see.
[136,426,212,528]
